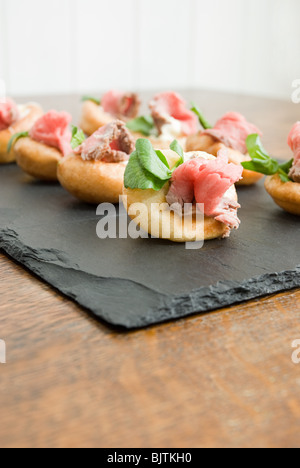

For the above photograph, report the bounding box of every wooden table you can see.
[0,91,299,448]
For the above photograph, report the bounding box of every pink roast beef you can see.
[0,98,20,131]
[288,121,300,182]
[74,120,135,163]
[149,92,198,136]
[166,151,243,229]
[30,111,72,156]
[101,90,140,119]
[202,112,262,154]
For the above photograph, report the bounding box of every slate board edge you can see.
[1,227,299,330]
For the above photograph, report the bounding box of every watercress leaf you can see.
[242,157,279,175]
[279,158,293,175]
[244,133,283,175]
[257,158,279,174]
[155,150,170,169]
[82,96,101,105]
[126,116,155,136]
[279,172,291,183]
[170,139,184,169]
[135,139,172,180]
[71,125,86,149]
[191,103,212,129]
[170,139,184,159]
[7,131,29,153]
[245,134,295,181]
[241,161,260,172]
[246,134,270,160]
[124,150,168,191]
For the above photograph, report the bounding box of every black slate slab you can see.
[0,164,299,329]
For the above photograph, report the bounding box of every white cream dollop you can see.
[160,117,182,141]
[17,104,31,120]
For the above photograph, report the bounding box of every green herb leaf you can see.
[279,172,291,183]
[155,150,170,169]
[170,140,184,169]
[126,116,155,136]
[243,134,292,182]
[191,103,212,129]
[124,139,176,191]
[7,131,29,153]
[124,150,168,191]
[82,96,101,105]
[246,134,270,160]
[135,139,172,181]
[71,126,86,150]
[242,158,279,175]
[279,159,293,174]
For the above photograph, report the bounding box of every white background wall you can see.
[0,0,300,99]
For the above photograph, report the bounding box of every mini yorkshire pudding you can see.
[123,139,243,243]
[80,90,141,136]
[124,174,232,243]
[127,92,198,151]
[80,101,114,137]
[15,138,63,181]
[13,110,72,181]
[186,111,264,186]
[0,100,43,164]
[263,122,300,216]
[265,174,300,216]
[58,120,135,204]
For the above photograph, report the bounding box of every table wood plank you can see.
[1,253,299,448]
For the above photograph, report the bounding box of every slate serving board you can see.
[0,164,299,329]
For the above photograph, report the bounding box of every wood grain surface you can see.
[0,91,299,448]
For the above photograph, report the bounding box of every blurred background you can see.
[0,0,300,99]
